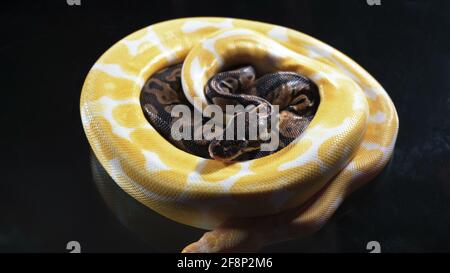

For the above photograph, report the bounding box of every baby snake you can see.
[140,64,319,162]
[80,18,399,252]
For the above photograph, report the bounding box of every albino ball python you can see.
[80,17,399,252]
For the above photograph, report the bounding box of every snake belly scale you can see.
[80,17,399,252]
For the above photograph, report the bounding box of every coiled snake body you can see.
[80,18,399,252]
[140,64,319,162]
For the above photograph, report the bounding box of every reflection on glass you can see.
[90,151,203,252]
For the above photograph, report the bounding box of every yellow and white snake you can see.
[80,17,399,252]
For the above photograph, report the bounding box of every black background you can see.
[1,0,450,252]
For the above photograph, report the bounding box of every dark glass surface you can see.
[1,0,449,252]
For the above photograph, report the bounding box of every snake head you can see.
[209,139,260,162]
[238,66,256,89]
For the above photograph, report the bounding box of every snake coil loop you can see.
[80,18,398,252]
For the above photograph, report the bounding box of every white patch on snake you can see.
[98,97,140,141]
[143,151,170,172]
[81,102,105,153]
[369,111,386,123]
[361,141,387,152]
[80,103,91,126]
[268,27,289,42]
[181,19,234,33]
[186,160,253,191]
[360,140,394,168]
[364,87,379,100]
[329,57,361,84]
[92,63,144,86]
[309,72,325,82]
[352,88,369,112]
[257,33,296,60]
[310,70,341,87]
[278,118,353,172]
[345,161,365,179]
[219,161,253,190]
[306,44,333,58]
[184,57,207,108]
[122,27,175,62]
[186,159,207,185]
[141,122,155,130]
[328,70,349,83]
[108,158,176,202]
[201,29,255,64]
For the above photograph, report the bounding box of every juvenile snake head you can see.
[238,66,256,89]
[208,139,260,162]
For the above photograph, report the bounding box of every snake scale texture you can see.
[80,17,399,252]
[140,64,320,162]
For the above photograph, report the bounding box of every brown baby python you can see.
[140,64,320,161]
